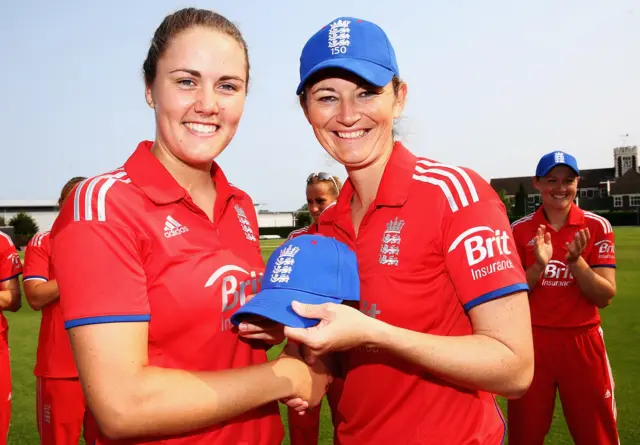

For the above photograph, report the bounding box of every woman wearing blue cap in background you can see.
[240,16,534,444]
[509,152,619,445]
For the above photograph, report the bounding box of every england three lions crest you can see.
[234,204,257,242]
[379,217,405,266]
[270,245,300,283]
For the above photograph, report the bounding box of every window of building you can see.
[613,196,623,208]
[580,189,587,198]
[600,188,608,198]
[631,195,640,207]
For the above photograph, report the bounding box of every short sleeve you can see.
[23,235,51,282]
[0,235,22,282]
[510,223,527,266]
[587,217,616,268]
[444,200,528,312]
[51,221,150,329]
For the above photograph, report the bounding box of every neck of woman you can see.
[543,203,571,228]
[151,140,215,196]
[346,139,395,211]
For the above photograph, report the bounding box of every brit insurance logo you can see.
[594,239,615,261]
[448,226,514,280]
[541,260,574,287]
[328,19,351,55]
[205,265,263,332]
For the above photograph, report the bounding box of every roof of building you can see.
[489,176,536,195]
[610,169,640,195]
[490,167,620,195]
[578,168,616,188]
[0,200,58,208]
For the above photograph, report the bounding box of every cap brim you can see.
[538,163,580,177]
[296,58,395,94]
[230,289,343,328]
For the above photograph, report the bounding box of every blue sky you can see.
[1,0,638,211]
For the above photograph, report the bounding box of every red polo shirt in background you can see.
[0,231,22,444]
[51,141,283,445]
[0,231,22,336]
[24,232,78,378]
[309,142,528,445]
[511,204,616,328]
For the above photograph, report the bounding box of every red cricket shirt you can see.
[0,231,23,337]
[309,142,528,445]
[51,141,283,445]
[23,231,78,378]
[511,204,616,328]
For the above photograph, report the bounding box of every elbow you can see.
[25,297,42,311]
[596,290,616,309]
[94,402,138,440]
[500,353,534,400]
[596,298,613,309]
[8,296,22,312]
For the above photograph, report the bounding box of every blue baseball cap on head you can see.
[535,151,580,177]
[230,234,360,328]
[296,17,400,95]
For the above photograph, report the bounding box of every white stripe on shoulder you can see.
[75,169,130,222]
[416,159,480,203]
[415,166,470,207]
[584,212,612,234]
[0,231,13,246]
[30,232,50,247]
[412,174,460,212]
[287,226,310,240]
[511,214,535,229]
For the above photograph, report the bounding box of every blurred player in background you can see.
[288,172,342,241]
[287,171,343,445]
[0,224,23,445]
[509,151,619,445]
[24,176,98,445]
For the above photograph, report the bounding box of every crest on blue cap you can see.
[296,17,400,94]
[230,235,360,328]
[535,151,580,177]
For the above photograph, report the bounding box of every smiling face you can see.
[301,70,406,169]
[534,165,580,212]
[306,182,338,222]
[145,26,248,167]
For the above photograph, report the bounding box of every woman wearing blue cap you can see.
[509,151,619,445]
[241,16,534,444]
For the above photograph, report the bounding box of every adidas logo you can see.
[605,390,612,399]
[527,237,536,246]
[164,216,189,238]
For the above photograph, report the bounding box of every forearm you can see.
[24,280,60,310]
[525,263,545,290]
[569,257,616,308]
[0,289,21,312]
[371,322,530,398]
[95,359,297,439]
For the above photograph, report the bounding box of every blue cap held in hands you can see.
[231,234,360,328]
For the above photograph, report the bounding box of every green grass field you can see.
[5,230,640,444]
